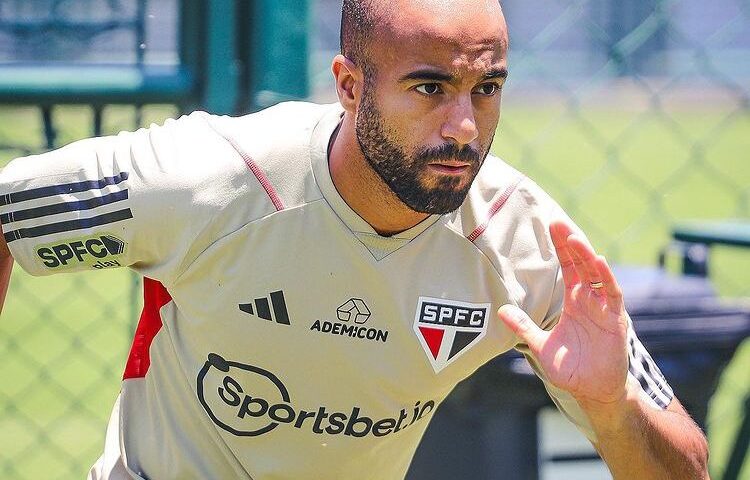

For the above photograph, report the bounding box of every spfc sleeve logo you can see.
[413,297,491,373]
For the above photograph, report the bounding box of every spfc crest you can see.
[413,296,491,373]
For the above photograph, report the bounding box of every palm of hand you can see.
[542,282,629,405]
[499,221,630,406]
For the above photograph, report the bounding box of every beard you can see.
[355,90,489,215]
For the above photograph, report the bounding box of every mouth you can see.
[427,162,471,175]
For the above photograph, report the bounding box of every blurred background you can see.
[0,0,747,479]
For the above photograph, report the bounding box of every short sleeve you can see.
[0,112,247,285]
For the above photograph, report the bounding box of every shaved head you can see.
[340,0,380,79]
[340,0,505,80]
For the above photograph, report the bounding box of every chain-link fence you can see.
[0,2,178,478]
[1,0,749,479]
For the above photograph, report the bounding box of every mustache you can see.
[415,143,483,164]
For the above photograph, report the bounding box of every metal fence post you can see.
[178,0,205,114]
[243,0,310,110]
[179,0,238,114]
[205,0,239,114]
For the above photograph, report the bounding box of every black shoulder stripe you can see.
[0,189,129,225]
[627,337,673,409]
[628,361,658,401]
[0,172,129,207]
[4,209,133,243]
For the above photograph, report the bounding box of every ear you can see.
[331,54,363,113]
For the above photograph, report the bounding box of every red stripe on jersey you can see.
[122,278,172,380]
[209,126,286,212]
[241,153,286,211]
[466,176,524,243]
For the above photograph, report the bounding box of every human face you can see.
[354,0,508,214]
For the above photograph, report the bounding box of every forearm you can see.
[0,254,12,315]
[582,379,709,480]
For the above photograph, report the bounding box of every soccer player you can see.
[0,0,709,479]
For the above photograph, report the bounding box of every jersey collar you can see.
[309,104,442,244]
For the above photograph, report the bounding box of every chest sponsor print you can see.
[309,298,389,343]
[197,353,434,438]
[413,297,491,373]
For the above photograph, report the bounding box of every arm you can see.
[0,217,13,315]
[498,220,709,479]
[583,383,709,479]
[0,115,217,283]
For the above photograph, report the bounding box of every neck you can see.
[328,112,429,236]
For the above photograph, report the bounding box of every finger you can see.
[566,236,595,287]
[549,221,579,287]
[497,305,548,355]
[568,235,604,289]
[595,255,624,312]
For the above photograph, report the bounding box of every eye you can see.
[473,83,501,96]
[415,83,443,95]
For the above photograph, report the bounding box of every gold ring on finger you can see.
[590,281,605,289]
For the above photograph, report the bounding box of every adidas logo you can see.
[239,291,290,325]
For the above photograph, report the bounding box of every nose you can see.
[441,95,479,147]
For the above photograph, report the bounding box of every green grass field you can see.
[0,103,748,479]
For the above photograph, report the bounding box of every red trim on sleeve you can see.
[240,152,286,212]
[122,278,172,380]
[466,176,524,243]
[209,126,286,212]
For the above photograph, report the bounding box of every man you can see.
[0,0,709,478]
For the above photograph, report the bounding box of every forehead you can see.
[369,0,508,73]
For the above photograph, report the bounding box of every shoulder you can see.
[452,155,570,321]
[0,110,242,201]
[144,101,333,214]
[143,101,332,174]
[205,102,338,207]
[206,101,334,156]
[455,154,565,248]
[125,101,334,207]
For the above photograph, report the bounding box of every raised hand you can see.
[498,221,630,406]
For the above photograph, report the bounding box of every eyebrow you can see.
[483,67,509,80]
[398,67,509,83]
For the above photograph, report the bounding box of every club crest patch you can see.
[413,296,491,373]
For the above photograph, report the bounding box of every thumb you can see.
[497,305,547,354]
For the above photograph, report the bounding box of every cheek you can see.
[377,87,436,131]
[380,107,431,152]
[476,105,501,144]
[380,102,421,134]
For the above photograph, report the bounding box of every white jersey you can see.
[0,102,673,480]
